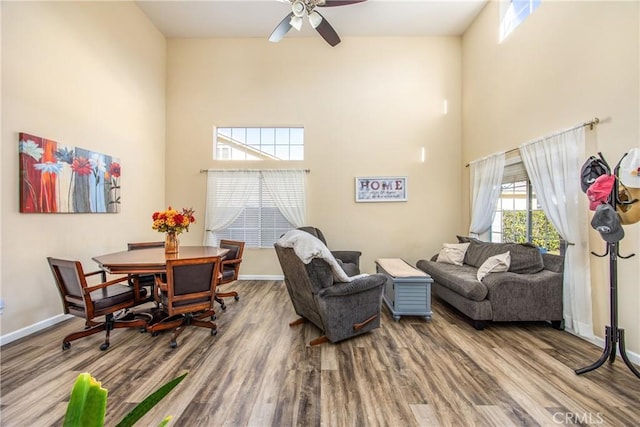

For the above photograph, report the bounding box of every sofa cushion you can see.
[464,240,544,274]
[542,252,564,273]
[477,252,511,281]
[456,235,479,244]
[416,260,488,302]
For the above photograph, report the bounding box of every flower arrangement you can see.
[152,206,196,234]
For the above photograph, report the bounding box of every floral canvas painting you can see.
[19,133,121,213]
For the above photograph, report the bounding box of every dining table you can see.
[92,245,230,315]
[93,245,230,275]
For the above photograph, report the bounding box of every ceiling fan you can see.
[269,0,367,47]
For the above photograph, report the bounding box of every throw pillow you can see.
[436,243,470,266]
[465,239,544,274]
[477,251,511,282]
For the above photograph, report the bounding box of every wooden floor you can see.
[1,280,639,427]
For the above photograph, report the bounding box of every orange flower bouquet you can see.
[152,206,196,235]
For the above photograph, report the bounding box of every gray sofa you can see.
[416,237,564,330]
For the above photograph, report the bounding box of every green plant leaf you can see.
[63,373,108,427]
[115,372,188,427]
[156,416,173,427]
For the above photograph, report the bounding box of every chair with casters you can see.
[274,231,386,346]
[297,226,362,276]
[126,241,165,303]
[47,257,149,351]
[215,239,245,310]
[146,256,221,348]
[127,241,166,251]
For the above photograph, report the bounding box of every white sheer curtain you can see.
[520,126,593,338]
[203,171,260,246]
[469,152,506,238]
[262,169,307,227]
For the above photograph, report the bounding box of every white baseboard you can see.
[0,313,72,347]
[237,274,284,281]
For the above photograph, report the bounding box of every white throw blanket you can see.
[277,230,368,283]
[375,258,426,277]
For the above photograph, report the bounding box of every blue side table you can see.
[375,258,433,321]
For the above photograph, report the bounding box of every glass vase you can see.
[165,231,179,254]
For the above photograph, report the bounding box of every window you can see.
[204,170,306,248]
[214,178,294,247]
[214,127,304,161]
[491,159,562,254]
[500,0,541,42]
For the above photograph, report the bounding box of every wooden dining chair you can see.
[127,241,166,251]
[215,240,245,310]
[126,241,165,303]
[147,256,221,348]
[47,257,149,351]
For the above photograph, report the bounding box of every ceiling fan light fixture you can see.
[289,15,303,31]
[270,0,367,46]
[308,11,322,28]
[291,0,306,17]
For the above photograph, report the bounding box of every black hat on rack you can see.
[580,156,610,193]
[591,204,624,243]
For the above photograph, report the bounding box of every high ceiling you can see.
[135,0,488,39]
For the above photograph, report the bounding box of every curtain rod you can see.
[465,117,600,168]
[200,168,310,173]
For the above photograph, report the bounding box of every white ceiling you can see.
[135,0,488,40]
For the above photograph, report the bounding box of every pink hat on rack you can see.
[587,174,615,210]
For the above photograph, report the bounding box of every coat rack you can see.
[575,152,640,378]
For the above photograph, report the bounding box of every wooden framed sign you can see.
[355,176,407,202]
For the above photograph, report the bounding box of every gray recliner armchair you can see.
[274,241,386,345]
[297,226,362,276]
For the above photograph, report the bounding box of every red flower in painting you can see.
[109,162,121,178]
[71,157,92,176]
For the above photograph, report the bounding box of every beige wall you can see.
[0,1,166,336]
[166,37,464,276]
[462,1,640,354]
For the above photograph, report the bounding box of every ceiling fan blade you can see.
[269,12,295,43]
[318,0,367,7]
[312,12,341,47]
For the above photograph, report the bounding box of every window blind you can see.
[213,175,295,248]
[502,159,529,184]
